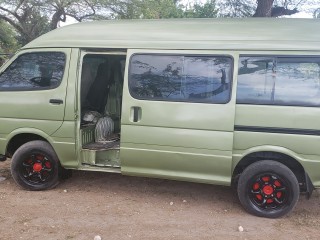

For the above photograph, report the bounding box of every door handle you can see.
[49,99,64,105]
[130,106,141,122]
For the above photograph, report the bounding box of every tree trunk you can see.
[253,0,274,17]
[51,9,66,30]
[253,0,299,17]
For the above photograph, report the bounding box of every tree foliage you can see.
[0,0,318,48]
[102,0,185,19]
[217,0,316,17]
[217,0,255,17]
[0,0,101,45]
[0,20,19,66]
[184,0,218,18]
[99,0,218,19]
[0,20,18,52]
[0,0,50,44]
[139,0,184,19]
[38,0,103,29]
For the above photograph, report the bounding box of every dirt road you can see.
[1,160,320,240]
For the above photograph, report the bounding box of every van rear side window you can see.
[237,56,320,107]
[0,52,66,91]
[129,54,233,104]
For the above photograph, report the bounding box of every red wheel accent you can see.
[262,176,270,182]
[276,192,282,198]
[249,173,288,210]
[274,180,281,187]
[256,194,262,200]
[33,163,43,172]
[20,153,55,185]
[267,199,273,204]
[44,161,52,169]
[253,183,260,190]
[263,185,274,195]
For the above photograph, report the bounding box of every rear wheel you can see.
[11,140,60,191]
[237,160,299,218]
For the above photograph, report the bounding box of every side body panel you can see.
[121,49,237,185]
[233,51,320,187]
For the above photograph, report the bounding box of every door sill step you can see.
[81,163,121,173]
[83,140,120,151]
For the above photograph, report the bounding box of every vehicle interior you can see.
[79,53,126,168]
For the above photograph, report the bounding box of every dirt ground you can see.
[0,160,320,240]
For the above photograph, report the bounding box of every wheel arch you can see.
[232,148,309,192]
[6,128,54,158]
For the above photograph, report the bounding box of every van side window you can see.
[237,56,320,107]
[0,52,66,91]
[129,54,232,103]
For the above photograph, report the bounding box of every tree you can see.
[99,0,185,19]
[313,8,320,18]
[184,0,218,18]
[38,0,102,29]
[0,0,218,45]
[0,20,19,53]
[0,0,50,44]
[1,0,316,50]
[218,0,255,17]
[140,0,184,19]
[253,0,298,17]
[0,0,100,45]
[217,0,315,18]
[0,20,19,66]
[102,0,218,19]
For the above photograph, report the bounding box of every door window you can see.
[129,54,233,104]
[0,52,66,91]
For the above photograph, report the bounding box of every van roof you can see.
[23,18,320,51]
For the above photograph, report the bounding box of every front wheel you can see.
[237,160,299,218]
[11,140,60,191]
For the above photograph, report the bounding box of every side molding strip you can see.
[234,125,320,136]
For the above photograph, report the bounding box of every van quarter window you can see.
[129,54,233,104]
[0,52,66,91]
[237,56,320,107]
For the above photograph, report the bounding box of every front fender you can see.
[4,128,55,155]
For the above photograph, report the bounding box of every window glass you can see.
[129,54,232,103]
[0,52,66,90]
[237,56,320,106]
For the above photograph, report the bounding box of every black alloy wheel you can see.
[237,160,299,218]
[11,140,60,190]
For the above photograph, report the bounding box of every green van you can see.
[0,18,319,218]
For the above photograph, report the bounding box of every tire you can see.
[237,160,299,218]
[11,140,60,191]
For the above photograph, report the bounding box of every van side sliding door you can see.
[121,49,237,185]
